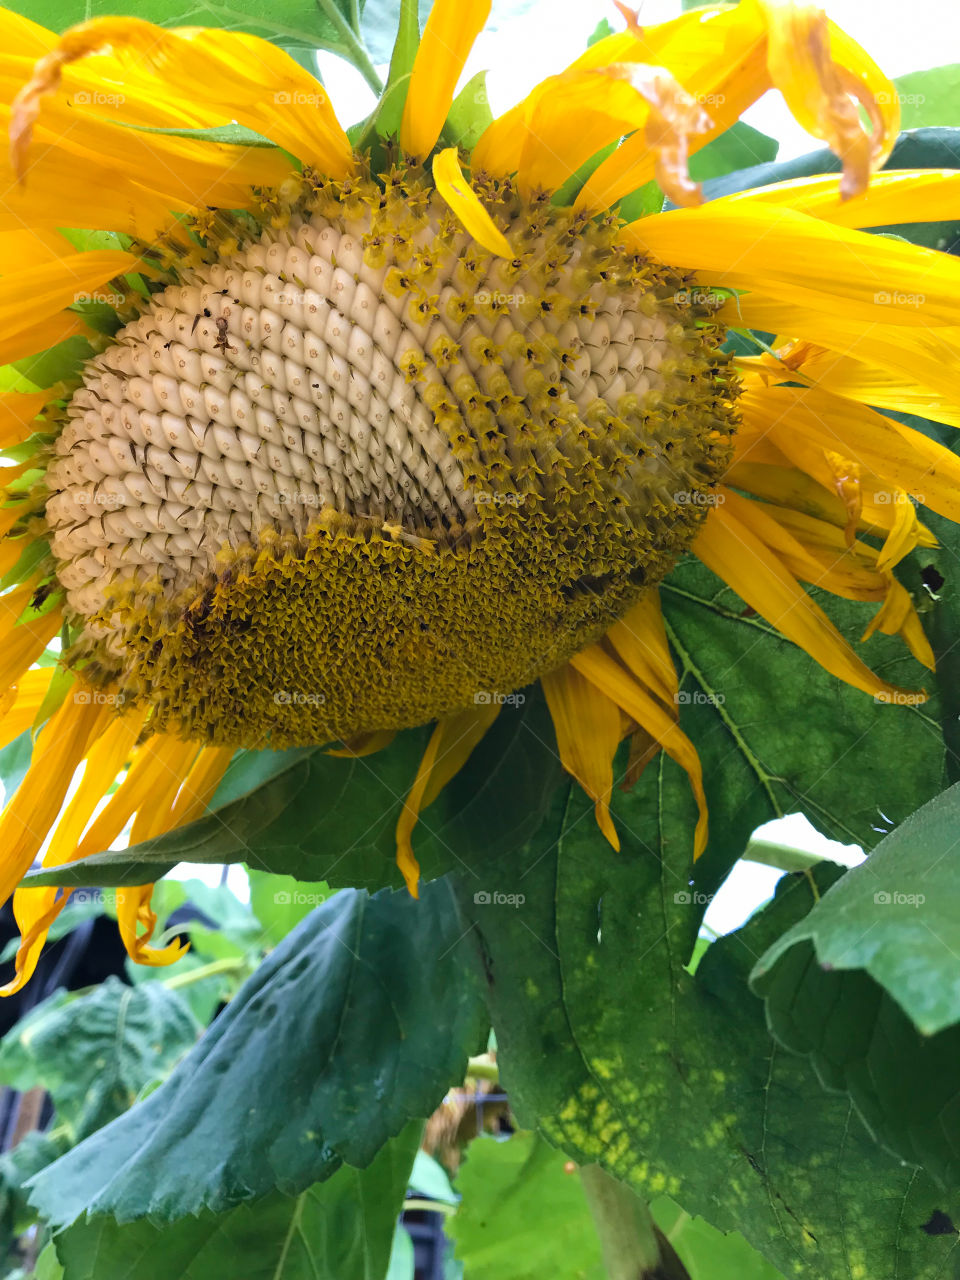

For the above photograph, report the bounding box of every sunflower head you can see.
[44,162,735,746]
[0,0,956,992]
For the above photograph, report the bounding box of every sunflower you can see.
[0,0,957,993]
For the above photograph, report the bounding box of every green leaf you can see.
[451,784,960,1278]
[687,122,778,184]
[0,977,199,1143]
[22,691,563,893]
[753,783,960,1036]
[248,869,332,947]
[29,880,485,1225]
[749,784,960,1186]
[659,555,945,946]
[0,1131,66,1239]
[448,1132,780,1280]
[444,72,493,152]
[894,66,960,128]
[53,1121,422,1280]
[650,1197,784,1280]
[448,1133,605,1280]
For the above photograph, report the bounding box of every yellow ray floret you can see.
[396,702,501,897]
[541,663,622,851]
[400,0,491,160]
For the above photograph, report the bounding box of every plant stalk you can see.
[580,1165,663,1279]
[314,0,384,94]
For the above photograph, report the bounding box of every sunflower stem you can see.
[162,956,247,990]
[314,0,384,94]
[580,1165,663,1279]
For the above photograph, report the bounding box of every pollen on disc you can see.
[45,165,737,747]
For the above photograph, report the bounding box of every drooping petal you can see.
[604,592,679,708]
[570,644,708,859]
[0,691,111,908]
[693,503,923,702]
[12,17,354,181]
[432,149,512,257]
[395,701,500,896]
[541,662,623,850]
[2,708,146,996]
[749,0,897,197]
[400,0,491,159]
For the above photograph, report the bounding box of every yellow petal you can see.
[693,503,922,702]
[168,745,234,827]
[861,578,935,670]
[541,663,622,850]
[395,702,500,896]
[624,203,960,327]
[400,0,491,159]
[726,169,960,230]
[748,0,897,198]
[720,293,960,413]
[12,18,353,181]
[0,390,49,448]
[746,338,960,431]
[604,592,679,708]
[1,708,147,996]
[0,668,55,751]
[570,644,708,859]
[0,691,111,907]
[432,149,512,257]
[741,384,960,522]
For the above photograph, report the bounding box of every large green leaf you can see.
[753,782,960,1036]
[895,66,960,129]
[448,1133,605,1280]
[28,880,485,1225]
[448,1132,780,1280]
[23,691,563,895]
[750,784,960,1186]
[53,1121,421,1280]
[687,122,778,183]
[0,978,199,1143]
[451,784,960,1278]
[658,556,945,947]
